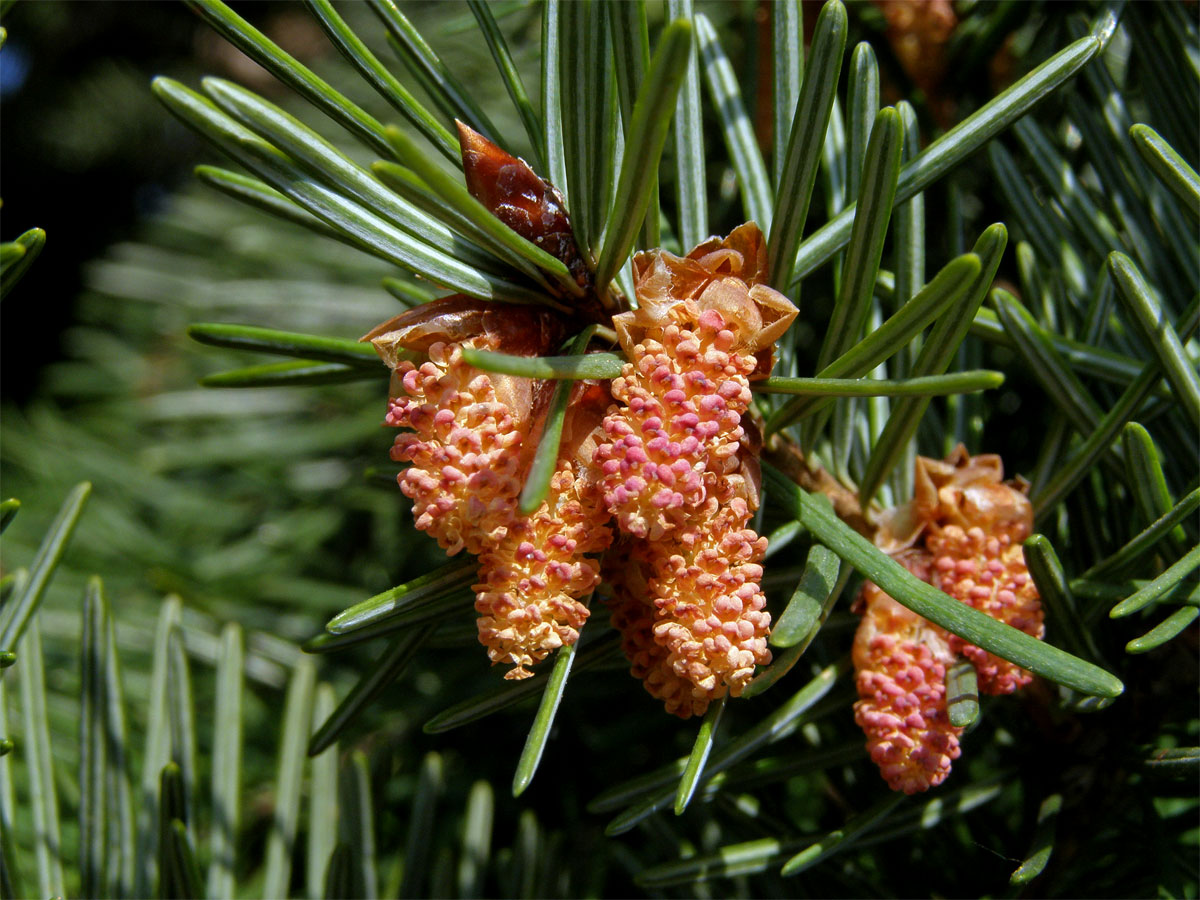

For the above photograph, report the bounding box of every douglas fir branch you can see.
[365,126,1043,792]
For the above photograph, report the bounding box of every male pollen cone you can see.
[915,449,1044,694]
[598,224,794,717]
[473,387,614,680]
[364,296,565,556]
[603,537,710,718]
[474,460,612,679]
[852,555,964,795]
[646,499,772,703]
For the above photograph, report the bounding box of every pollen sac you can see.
[596,224,797,541]
[474,462,612,679]
[366,225,796,695]
[592,224,788,712]
[852,559,964,795]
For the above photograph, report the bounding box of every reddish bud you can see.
[457,121,598,314]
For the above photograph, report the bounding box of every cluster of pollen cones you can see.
[852,449,1045,793]
[366,204,797,717]
[360,124,1045,778]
